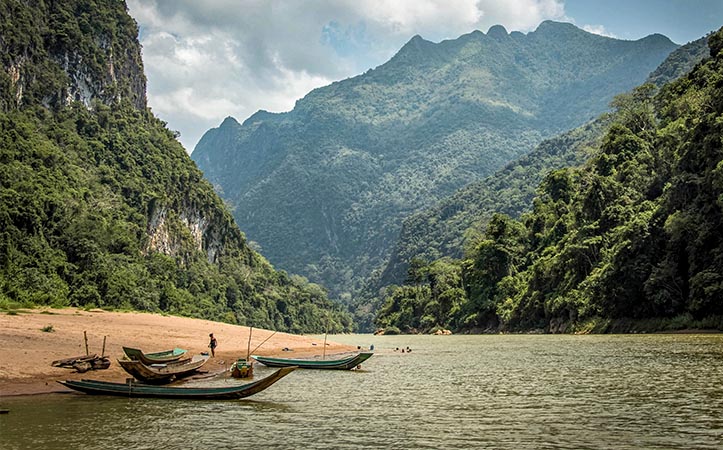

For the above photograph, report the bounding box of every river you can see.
[2,334,722,449]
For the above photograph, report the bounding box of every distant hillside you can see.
[0,0,351,333]
[378,35,712,292]
[648,33,712,87]
[374,28,723,334]
[193,21,678,300]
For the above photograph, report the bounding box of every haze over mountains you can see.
[193,21,678,299]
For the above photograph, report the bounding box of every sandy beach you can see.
[0,308,358,396]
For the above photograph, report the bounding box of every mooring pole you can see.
[246,327,253,360]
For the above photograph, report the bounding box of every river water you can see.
[2,334,723,449]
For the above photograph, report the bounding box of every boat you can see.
[230,358,254,378]
[252,352,373,370]
[118,354,209,384]
[122,347,187,365]
[58,366,297,400]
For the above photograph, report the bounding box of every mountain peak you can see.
[193,19,679,301]
[487,24,508,39]
[402,34,432,50]
[387,34,436,65]
[640,33,676,46]
[220,116,240,128]
[534,20,584,37]
[241,110,282,126]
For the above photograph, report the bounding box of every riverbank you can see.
[0,308,358,396]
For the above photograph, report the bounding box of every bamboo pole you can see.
[323,332,327,360]
[323,316,328,360]
[101,336,107,357]
[249,331,277,356]
[83,331,89,356]
[246,327,253,360]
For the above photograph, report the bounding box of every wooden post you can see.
[246,327,253,360]
[101,336,107,357]
[84,331,89,356]
[323,332,327,360]
[322,316,329,360]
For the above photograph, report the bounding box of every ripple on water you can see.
[2,334,723,449]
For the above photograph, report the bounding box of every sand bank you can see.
[0,308,357,396]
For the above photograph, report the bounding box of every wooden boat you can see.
[122,347,187,365]
[51,354,111,372]
[252,352,373,370]
[230,358,254,378]
[58,367,297,400]
[118,354,209,384]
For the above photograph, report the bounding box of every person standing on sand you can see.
[209,333,218,357]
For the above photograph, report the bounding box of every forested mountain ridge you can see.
[193,21,678,300]
[375,28,723,334]
[0,0,351,333]
[378,35,712,294]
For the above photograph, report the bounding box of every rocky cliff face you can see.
[0,0,146,111]
[146,198,242,265]
[0,0,351,331]
[0,1,230,264]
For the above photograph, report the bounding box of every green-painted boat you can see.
[252,352,373,370]
[122,347,187,365]
[118,354,210,384]
[58,367,297,400]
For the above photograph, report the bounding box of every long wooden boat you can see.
[122,347,187,365]
[58,367,297,400]
[118,355,209,384]
[252,352,373,370]
[118,354,210,384]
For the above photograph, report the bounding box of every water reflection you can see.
[2,334,723,449]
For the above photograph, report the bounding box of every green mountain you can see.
[192,22,678,300]
[379,35,711,292]
[0,0,351,333]
[375,28,723,334]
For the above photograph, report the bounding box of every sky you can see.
[125,0,723,153]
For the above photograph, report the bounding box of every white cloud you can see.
[126,0,566,152]
[582,24,617,38]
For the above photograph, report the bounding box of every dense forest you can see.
[353,36,710,331]
[375,28,723,334]
[0,0,351,333]
[4,1,719,336]
[373,35,711,303]
[193,22,677,302]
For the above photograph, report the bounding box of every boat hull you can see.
[122,347,187,365]
[252,352,373,370]
[58,367,297,400]
[118,354,209,383]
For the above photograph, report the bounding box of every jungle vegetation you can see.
[193,22,678,302]
[375,29,723,334]
[0,0,352,332]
